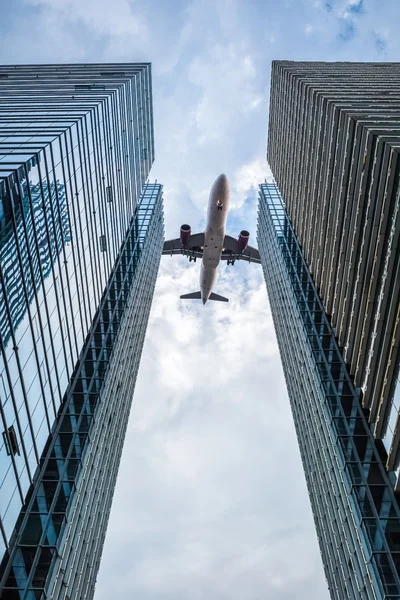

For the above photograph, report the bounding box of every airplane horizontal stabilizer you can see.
[180,291,202,300]
[209,293,229,302]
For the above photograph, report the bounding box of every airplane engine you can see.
[238,230,250,252]
[180,224,191,245]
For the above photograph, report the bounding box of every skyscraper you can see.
[259,61,400,599]
[0,64,163,599]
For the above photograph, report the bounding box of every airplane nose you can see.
[217,173,228,186]
[213,173,229,195]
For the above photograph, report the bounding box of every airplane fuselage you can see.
[200,174,230,304]
[162,172,260,302]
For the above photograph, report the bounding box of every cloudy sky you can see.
[2,0,400,598]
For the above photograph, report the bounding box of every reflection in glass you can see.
[0,63,157,600]
[0,178,71,348]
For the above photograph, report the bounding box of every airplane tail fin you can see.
[180,291,201,300]
[209,292,229,302]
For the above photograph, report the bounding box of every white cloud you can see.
[158,21,194,74]
[234,157,271,194]
[27,0,148,38]
[188,45,264,145]
[342,0,363,17]
[229,157,272,209]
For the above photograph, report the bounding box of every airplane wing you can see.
[221,235,261,264]
[162,233,205,258]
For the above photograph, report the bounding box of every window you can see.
[142,148,148,160]
[2,425,20,456]
[106,186,113,202]
[74,84,105,91]
[99,235,107,252]
[100,72,125,77]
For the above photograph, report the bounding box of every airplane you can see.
[162,173,261,304]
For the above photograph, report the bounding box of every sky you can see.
[1,0,400,598]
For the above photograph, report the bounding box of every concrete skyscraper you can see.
[259,61,400,599]
[0,64,163,599]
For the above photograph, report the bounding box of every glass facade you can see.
[0,180,71,348]
[258,183,400,600]
[0,65,163,599]
[267,61,400,480]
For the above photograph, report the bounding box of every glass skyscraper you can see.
[0,64,163,599]
[260,61,400,599]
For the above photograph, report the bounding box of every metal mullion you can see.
[126,78,140,202]
[126,79,136,215]
[0,368,25,503]
[120,85,129,234]
[297,84,311,242]
[109,92,123,250]
[112,90,124,242]
[102,97,119,260]
[146,65,155,163]
[120,81,136,203]
[111,90,125,223]
[104,94,121,254]
[104,94,120,261]
[0,264,31,496]
[81,115,102,282]
[129,76,140,203]
[137,71,145,189]
[109,90,126,248]
[5,185,53,469]
[23,400,94,562]
[69,107,97,269]
[48,141,79,367]
[123,80,134,218]
[87,108,106,295]
[91,105,111,283]
[113,89,126,240]
[107,93,122,256]
[59,132,87,345]
[35,156,64,406]
[18,538,53,599]
[141,69,150,180]
[75,117,102,308]
[11,170,59,420]
[142,65,151,171]
[66,126,91,331]
[42,147,72,385]
[0,512,7,550]
[14,452,81,595]
[14,168,54,436]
